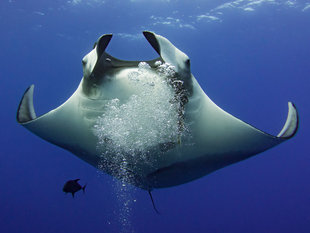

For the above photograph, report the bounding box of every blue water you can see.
[1,1,310,232]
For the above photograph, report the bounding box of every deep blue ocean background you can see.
[1,1,310,233]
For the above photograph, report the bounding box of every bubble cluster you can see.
[94,61,185,158]
[93,61,189,231]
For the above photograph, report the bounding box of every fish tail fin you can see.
[82,184,87,193]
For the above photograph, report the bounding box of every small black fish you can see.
[63,179,86,198]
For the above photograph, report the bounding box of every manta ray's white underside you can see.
[17,31,298,190]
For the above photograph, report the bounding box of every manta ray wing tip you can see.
[17,85,36,124]
[277,102,299,139]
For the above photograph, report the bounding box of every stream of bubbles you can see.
[93,61,188,232]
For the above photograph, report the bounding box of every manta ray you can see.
[17,31,298,191]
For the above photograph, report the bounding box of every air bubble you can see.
[93,61,189,231]
[94,62,184,160]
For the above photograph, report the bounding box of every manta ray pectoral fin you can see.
[17,85,76,146]
[277,102,298,139]
[200,95,299,157]
[16,84,99,166]
[146,100,298,189]
[232,101,299,143]
[16,85,36,123]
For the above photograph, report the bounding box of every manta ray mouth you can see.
[82,31,163,80]
[95,31,163,68]
[81,32,191,158]
[82,31,192,93]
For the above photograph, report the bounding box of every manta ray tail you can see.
[148,190,160,215]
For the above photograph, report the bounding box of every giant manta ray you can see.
[17,31,298,191]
